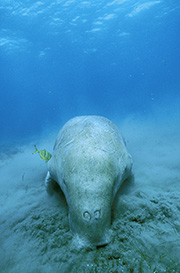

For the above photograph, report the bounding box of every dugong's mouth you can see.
[73,229,111,248]
[95,230,111,247]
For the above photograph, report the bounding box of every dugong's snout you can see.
[83,209,101,222]
[69,204,112,247]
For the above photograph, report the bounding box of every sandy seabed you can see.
[0,115,180,273]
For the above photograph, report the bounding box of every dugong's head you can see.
[63,172,114,247]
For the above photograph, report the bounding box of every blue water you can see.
[1,2,180,272]
[0,0,180,143]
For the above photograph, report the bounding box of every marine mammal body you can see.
[45,116,132,247]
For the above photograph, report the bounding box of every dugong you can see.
[45,116,132,247]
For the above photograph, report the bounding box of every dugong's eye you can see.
[63,179,67,186]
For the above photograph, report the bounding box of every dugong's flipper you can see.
[45,171,59,195]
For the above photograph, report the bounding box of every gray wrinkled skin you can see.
[45,116,132,247]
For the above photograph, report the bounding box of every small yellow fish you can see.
[33,145,52,163]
